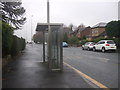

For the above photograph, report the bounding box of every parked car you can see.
[63,42,68,47]
[82,42,95,50]
[93,40,117,52]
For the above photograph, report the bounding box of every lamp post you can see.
[47,0,50,24]
[43,0,50,63]
[47,0,51,68]
[31,15,33,46]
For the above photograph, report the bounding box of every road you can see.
[3,44,119,88]
[63,47,119,88]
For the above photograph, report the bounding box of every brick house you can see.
[91,22,107,39]
[75,24,86,38]
[79,26,92,40]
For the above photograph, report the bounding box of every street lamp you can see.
[47,0,50,23]
[31,15,33,45]
[43,0,50,62]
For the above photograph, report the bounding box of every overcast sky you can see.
[14,0,119,42]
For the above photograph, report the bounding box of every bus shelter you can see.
[36,23,63,71]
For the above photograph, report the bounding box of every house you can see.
[75,24,86,38]
[63,27,73,38]
[91,22,107,39]
[79,26,92,40]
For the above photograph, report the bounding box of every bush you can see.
[63,33,68,42]
[80,40,88,45]
[2,21,14,57]
[105,20,120,38]
[68,36,79,46]
[2,21,26,57]
[111,38,120,48]
[93,37,106,43]
[10,35,19,56]
[21,37,26,50]
[11,35,26,56]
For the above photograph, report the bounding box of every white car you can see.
[82,42,95,50]
[93,40,117,52]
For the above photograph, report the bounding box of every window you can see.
[85,43,89,45]
[97,41,105,44]
[91,42,96,45]
[100,42,105,44]
[107,41,115,44]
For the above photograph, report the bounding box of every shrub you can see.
[112,38,120,48]
[93,37,106,43]
[80,40,88,45]
[63,33,68,42]
[2,21,14,57]
[21,37,26,50]
[105,20,120,38]
[10,35,26,56]
[2,21,26,57]
[68,36,79,46]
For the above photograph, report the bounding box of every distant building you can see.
[75,24,86,38]
[63,22,108,41]
[79,26,92,41]
[91,22,107,39]
[63,27,72,37]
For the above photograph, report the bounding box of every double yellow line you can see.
[63,62,110,90]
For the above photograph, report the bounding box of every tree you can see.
[69,24,73,31]
[69,24,77,31]
[0,2,26,30]
[105,20,120,38]
[33,32,43,43]
[63,33,68,42]
[68,36,79,46]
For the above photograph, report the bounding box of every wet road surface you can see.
[63,47,119,88]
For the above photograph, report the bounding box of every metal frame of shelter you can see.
[36,23,63,71]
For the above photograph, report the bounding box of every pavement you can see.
[2,44,95,88]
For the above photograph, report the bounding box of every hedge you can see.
[80,40,88,45]
[2,21,26,57]
[10,35,26,56]
[2,21,14,57]
[68,36,79,46]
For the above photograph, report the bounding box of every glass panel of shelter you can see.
[48,25,63,70]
